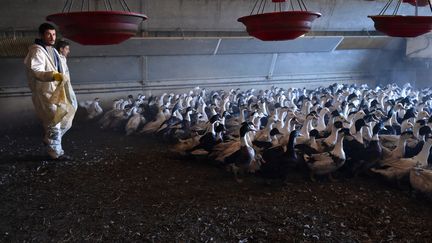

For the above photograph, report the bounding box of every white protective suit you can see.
[24,41,77,159]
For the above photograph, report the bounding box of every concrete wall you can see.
[0,36,402,128]
[0,0,429,36]
[0,0,413,128]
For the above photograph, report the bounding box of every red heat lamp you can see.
[46,0,147,45]
[238,0,321,41]
[403,0,430,7]
[368,0,432,37]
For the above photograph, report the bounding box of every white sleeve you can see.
[28,48,55,82]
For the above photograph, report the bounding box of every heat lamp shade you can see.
[369,15,432,38]
[238,11,321,41]
[47,11,147,45]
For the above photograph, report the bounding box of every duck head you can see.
[309,129,319,138]
[240,123,254,137]
[372,121,385,135]
[419,125,432,137]
[209,114,221,124]
[401,130,415,139]
[334,121,344,129]
[290,129,300,137]
[354,119,368,133]
[339,128,351,136]
[222,111,232,119]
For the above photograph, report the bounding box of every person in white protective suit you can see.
[24,23,77,160]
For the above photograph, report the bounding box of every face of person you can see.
[42,29,56,46]
[60,45,70,57]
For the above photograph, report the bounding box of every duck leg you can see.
[328,173,338,182]
[232,166,243,183]
[309,171,317,182]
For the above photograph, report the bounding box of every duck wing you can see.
[252,140,273,150]
[295,144,320,156]
[305,152,332,164]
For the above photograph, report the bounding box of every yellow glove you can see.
[53,72,63,82]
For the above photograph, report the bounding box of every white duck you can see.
[372,137,432,180]
[79,97,103,120]
[125,106,145,136]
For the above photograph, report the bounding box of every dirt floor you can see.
[1,120,432,242]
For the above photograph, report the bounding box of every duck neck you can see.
[271,135,280,146]
[245,132,254,147]
[331,135,345,159]
[175,110,183,120]
[185,111,192,122]
[342,105,349,118]
[384,117,392,127]
[221,99,229,115]
[353,127,364,144]
[211,122,216,137]
[390,111,399,125]
[316,111,327,131]
[284,117,293,132]
[413,124,421,139]
[240,109,246,123]
[240,133,249,147]
[216,132,223,142]
[365,124,373,141]
[309,136,319,150]
[401,119,411,132]
[371,131,380,141]
[324,126,339,145]
[286,135,297,157]
[274,108,280,121]
[413,141,432,167]
[253,116,261,128]
[301,118,312,139]
[220,117,226,125]
[325,116,335,132]
[158,94,166,106]
[302,102,311,115]
[394,137,407,158]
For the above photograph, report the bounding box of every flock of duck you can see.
[80,83,432,197]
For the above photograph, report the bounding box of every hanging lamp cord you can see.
[428,0,432,13]
[379,0,394,15]
[61,0,75,13]
[250,0,309,15]
[392,0,402,15]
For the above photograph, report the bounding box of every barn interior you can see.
[1,0,432,241]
